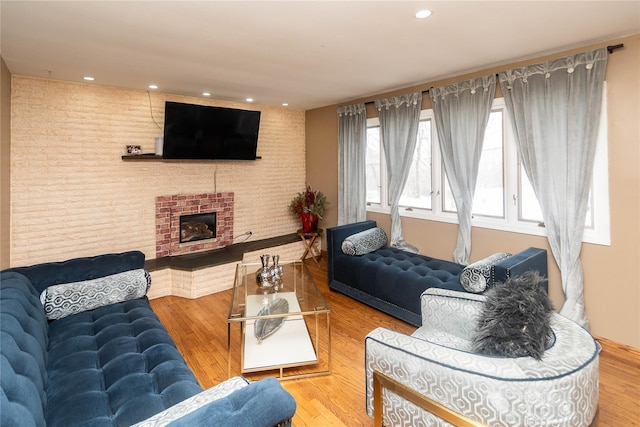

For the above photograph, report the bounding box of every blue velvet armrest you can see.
[167,378,296,427]
[326,221,377,286]
[493,247,548,292]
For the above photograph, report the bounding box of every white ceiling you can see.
[2,1,639,110]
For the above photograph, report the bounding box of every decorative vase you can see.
[300,213,318,232]
[256,254,272,287]
[271,255,283,280]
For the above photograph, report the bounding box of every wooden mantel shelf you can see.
[122,154,262,161]
[122,154,163,161]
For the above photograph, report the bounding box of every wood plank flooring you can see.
[150,257,639,426]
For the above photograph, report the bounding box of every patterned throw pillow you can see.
[460,252,511,293]
[341,227,388,256]
[40,268,151,320]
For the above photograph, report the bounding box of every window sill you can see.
[366,207,610,247]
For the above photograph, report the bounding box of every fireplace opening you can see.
[180,212,217,244]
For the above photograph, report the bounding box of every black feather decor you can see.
[472,271,554,360]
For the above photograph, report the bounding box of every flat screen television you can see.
[162,101,261,160]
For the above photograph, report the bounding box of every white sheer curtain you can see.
[337,103,367,225]
[375,92,422,252]
[429,75,496,264]
[499,48,607,328]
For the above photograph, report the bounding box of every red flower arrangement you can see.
[289,185,327,232]
[289,185,327,218]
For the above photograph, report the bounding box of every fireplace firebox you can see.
[180,213,217,244]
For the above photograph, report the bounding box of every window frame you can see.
[365,94,611,246]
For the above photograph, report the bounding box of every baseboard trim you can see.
[595,335,640,365]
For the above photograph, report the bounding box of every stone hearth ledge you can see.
[146,233,321,299]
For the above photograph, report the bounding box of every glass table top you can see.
[228,259,329,322]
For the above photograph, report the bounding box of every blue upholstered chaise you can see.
[327,220,548,326]
[1,251,296,427]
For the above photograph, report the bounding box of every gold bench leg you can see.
[373,370,383,426]
[372,370,487,427]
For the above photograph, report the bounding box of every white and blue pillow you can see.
[40,268,151,320]
[341,227,388,256]
[460,252,511,293]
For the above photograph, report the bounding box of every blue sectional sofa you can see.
[1,251,296,427]
[327,221,548,327]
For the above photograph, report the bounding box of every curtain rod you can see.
[607,43,624,54]
[363,44,623,106]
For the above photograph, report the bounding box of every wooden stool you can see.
[297,228,323,266]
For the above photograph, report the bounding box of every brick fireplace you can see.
[156,193,234,257]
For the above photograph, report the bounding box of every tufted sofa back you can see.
[1,271,50,427]
[6,251,146,295]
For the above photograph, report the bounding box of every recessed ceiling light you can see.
[83,76,95,81]
[282,103,289,107]
[415,9,432,19]
[202,92,211,97]
[246,98,254,102]
[148,84,158,90]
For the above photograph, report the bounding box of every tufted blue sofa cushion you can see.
[44,298,203,426]
[334,247,464,322]
[1,272,49,427]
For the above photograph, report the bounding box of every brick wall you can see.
[10,76,307,266]
[155,192,234,257]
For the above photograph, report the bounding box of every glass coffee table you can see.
[228,259,331,380]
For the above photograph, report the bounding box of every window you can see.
[442,109,505,218]
[365,126,382,205]
[367,114,434,211]
[365,95,610,246]
[399,119,432,210]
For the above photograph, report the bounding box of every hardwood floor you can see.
[150,257,639,426]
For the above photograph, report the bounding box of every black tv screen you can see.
[162,101,260,160]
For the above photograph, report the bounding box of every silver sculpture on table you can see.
[255,254,284,290]
[254,254,288,342]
